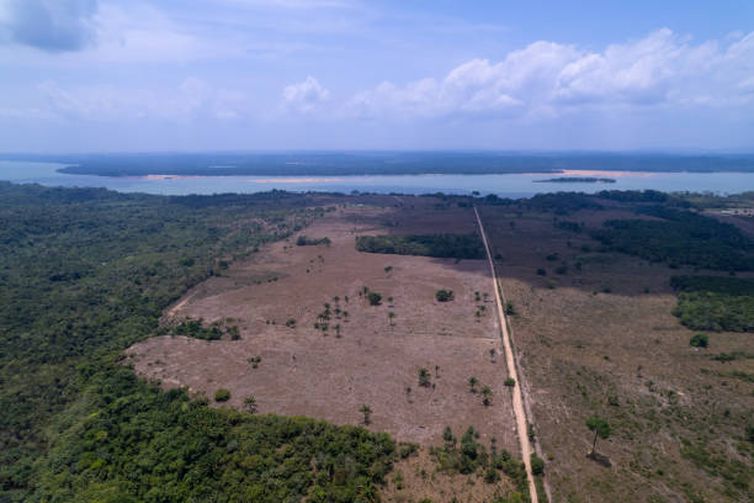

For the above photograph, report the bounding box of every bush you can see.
[504,378,516,387]
[690,333,709,348]
[367,292,383,306]
[435,289,454,302]
[214,388,231,402]
[530,454,545,475]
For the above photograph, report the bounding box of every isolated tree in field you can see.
[690,333,709,348]
[586,416,611,457]
[418,368,431,387]
[243,394,258,414]
[435,289,454,302]
[367,291,382,306]
[360,404,372,425]
[468,376,479,393]
[481,385,493,406]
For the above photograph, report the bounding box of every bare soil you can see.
[479,203,754,503]
[125,199,521,499]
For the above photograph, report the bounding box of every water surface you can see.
[1,160,752,198]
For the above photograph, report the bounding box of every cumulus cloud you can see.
[348,29,754,119]
[282,76,330,113]
[0,0,98,52]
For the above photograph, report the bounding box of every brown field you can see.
[480,202,754,503]
[126,197,523,501]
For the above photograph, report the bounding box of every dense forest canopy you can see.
[0,182,396,502]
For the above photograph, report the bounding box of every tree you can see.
[468,376,478,393]
[504,377,515,387]
[214,388,231,402]
[586,416,611,457]
[435,289,454,302]
[481,385,493,406]
[530,454,545,475]
[418,368,431,387]
[360,404,372,425]
[690,333,709,348]
[367,292,382,306]
[243,395,258,414]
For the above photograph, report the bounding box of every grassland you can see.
[479,191,754,503]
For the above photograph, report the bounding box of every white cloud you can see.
[282,76,330,113]
[348,29,754,119]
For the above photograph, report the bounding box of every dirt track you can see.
[474,206,539,503]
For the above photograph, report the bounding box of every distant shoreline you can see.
[534,176,617,184]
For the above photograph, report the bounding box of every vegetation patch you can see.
[671,276,754,332]
[356,233,485,259]
[592,208,754,271]
[0,183,398,502]
[431,426,528,497]
[296,235,331,246]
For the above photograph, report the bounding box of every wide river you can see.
[1,160,753,198]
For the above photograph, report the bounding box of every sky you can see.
[1,0,753,152]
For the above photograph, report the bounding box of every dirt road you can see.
[474,206,539,503]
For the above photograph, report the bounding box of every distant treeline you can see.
[356,234,485,259]
[534,177,616,183]
[8,151,754,177]
[592,206,754,271]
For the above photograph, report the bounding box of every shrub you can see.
[530,454,545,475]
[435,289,454,302]
[504,378,516,387]
[367,292,383,306]
[214,388,231,402]
[418,368,431,387]
[690,333,709,348]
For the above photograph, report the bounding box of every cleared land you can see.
[126,198,524,501]
[479,196,754,503]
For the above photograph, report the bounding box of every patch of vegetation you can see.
[592,208,754,271]
[680,439,752,499]
[214,388,232,402]
[689,333,709,348]
[671,276,754,332]
[435,289,454,302]
[296,235,331,246]
[431,426,528,497]
[367,291,383,306]
[356,233,485,259]
[0,183,397,502]
[170,317,241,340]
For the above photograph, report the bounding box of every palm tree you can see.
[243,395,258,414]
[418,368,431,387]
[586,416,611,457]
[360,404,372,425]
[481,385,493,406]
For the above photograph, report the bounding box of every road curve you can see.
[474,206,539,503]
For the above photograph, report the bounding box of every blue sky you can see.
[1,0,753,152]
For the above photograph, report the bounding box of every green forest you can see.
[355,234,485,259]
[671,276,754,332]
[592,206,754,271]
[0,183,396,502]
